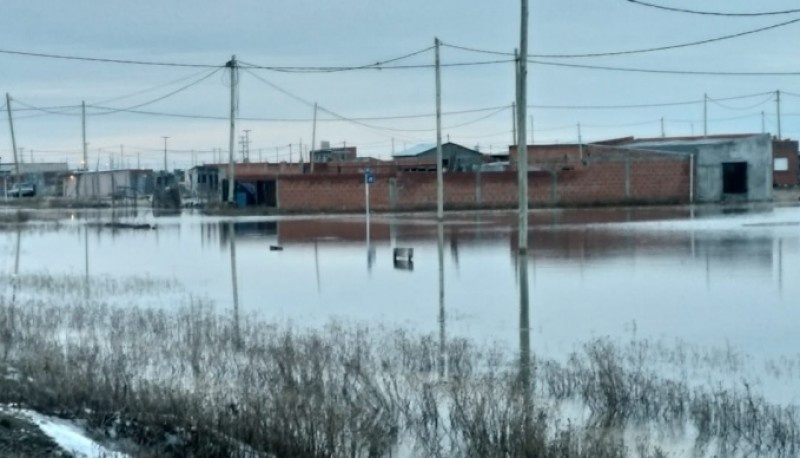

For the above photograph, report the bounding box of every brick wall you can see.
[277,155,691,212]
[773,140,799,187]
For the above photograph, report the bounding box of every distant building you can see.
[63,169,154,199]
[310,142,357,163]
[392,142,485,172]
[772,139,799,187]
[0,162,69,196]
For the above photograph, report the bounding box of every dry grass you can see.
[0,273,797,456]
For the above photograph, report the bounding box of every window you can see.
[774,157,789,172]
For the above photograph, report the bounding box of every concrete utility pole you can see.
[244,129,251,162]
[703,93,708,137]
[226,55,238,204]
[435,37,444,221]
[5,94,20,184]
[516,4,530,253]
[82,101,88,171]
[512,102,517,146]
[161,137,170,173]
[310,102,318,172]
[776,90,782,140]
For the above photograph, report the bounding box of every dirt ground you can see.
[0,408,72,457]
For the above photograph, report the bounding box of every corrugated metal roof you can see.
[392,143,436,158]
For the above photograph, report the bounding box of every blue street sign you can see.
[366,174,375,184]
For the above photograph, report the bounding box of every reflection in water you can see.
[437,221,446,379]
[84,225,89,301]
[228,222,242,349]
[518,220,532,434]
[314,240,321,293]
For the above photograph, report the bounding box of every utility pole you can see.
[435,37,444,221]
[577,123,583,161]
[226,55,238,204]
[529,115,534,145]
[517,1,530,253]
[289,144,293,163]
[137,151,141,169]
[761,111,766,134]
[161,136,170,173]
[661,117,665,138]
[512,102,517,147]
[5,94,20,184]
[776,89,782,140]
[120,145,124,170]
[244,129,251,162]
[703,93,708,137]
[82,101,88,171]
[310,103,318,172]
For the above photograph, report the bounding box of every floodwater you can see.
[2,204,800,399]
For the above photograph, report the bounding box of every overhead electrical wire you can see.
[238,46,433,73]
[444,17,800,58]
[528,91,773,110]
[527,58,800,76]
[708,93,775,110]
[625,0,800,17]
[92,67,221,105]
[90,67,223,115]
[0,48,220,67]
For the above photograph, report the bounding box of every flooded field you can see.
[2,204,800,455]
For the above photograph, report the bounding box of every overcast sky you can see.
[2,0,800,170]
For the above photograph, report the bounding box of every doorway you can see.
[722,162,747,195]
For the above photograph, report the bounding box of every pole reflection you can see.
[228,222,242,349]
[437,220,446,380]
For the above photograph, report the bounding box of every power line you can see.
[238,46,434,73]
[444,17,800,58]
[527,58,800,76]
[626,0,800,17]
[529,91,773,109]
[90,67,222,115]
[93,67,219,105]
[708,93,775,110]
[0,48,220,67]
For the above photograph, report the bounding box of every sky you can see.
[2,0,800,170]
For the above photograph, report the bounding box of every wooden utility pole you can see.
[5,94,19,183]
[226,55,238,204]
[310,102,318,172]
[435,37,444,221]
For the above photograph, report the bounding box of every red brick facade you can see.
[276,155,691,213]
[773,140,799,187]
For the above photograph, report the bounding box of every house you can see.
[617,134,773,203]
[392,142,485,172]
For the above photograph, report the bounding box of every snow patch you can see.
[18,409,127,458]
